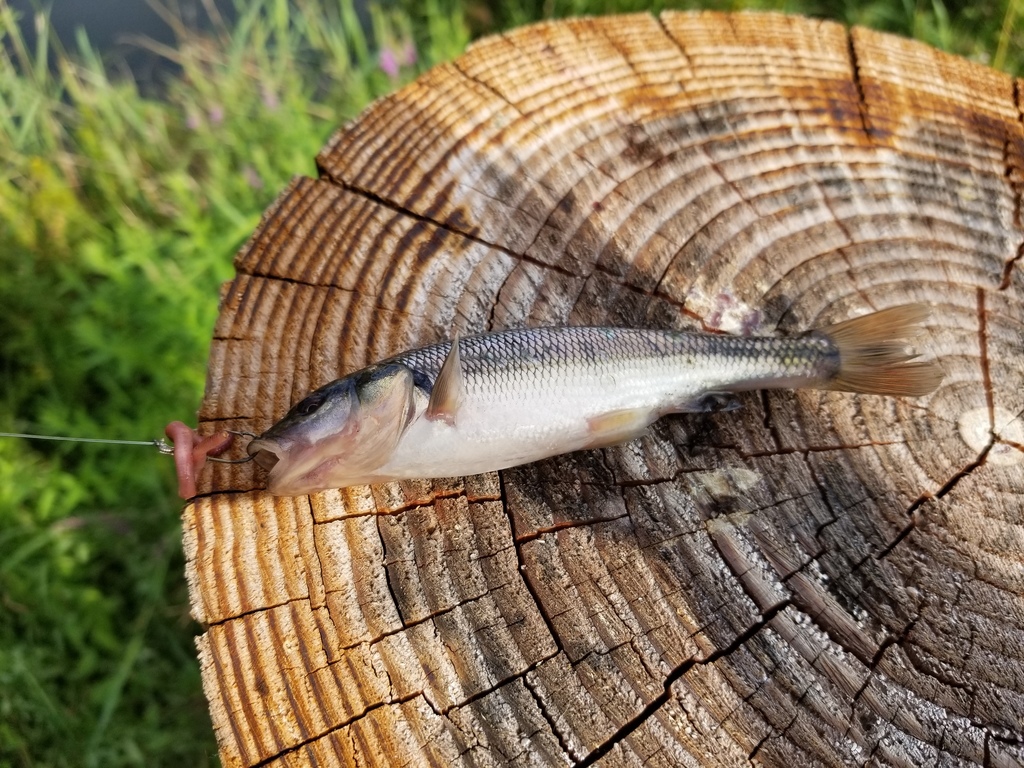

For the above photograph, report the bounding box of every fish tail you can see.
[817,304,943,397]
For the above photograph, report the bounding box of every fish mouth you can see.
[246,438,281,472]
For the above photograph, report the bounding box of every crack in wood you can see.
[845,30,874,145]
[728,439,906,461]
[572,600,790,768]
[376,515,406,628]
[654,11,693,71]
[979,287,996,428]
[449,58,523,119]
[504,473,565,658]
[325,585,513,656]
[311,486,476,525]
[873,432,994,563]
[248,691,425,768]
[999,78,1024,290]
[587,260,704,322]
[999,220,1024,292]
[986,732,1024,767]
[234,267,352,292]
[802,452,843,529]
[758,391,784,455]
[438,650,560,718]
[828,506,993,741]
[204,594,311,629]
[747,727,774,762]
[321,172,581,282]
[838,617,919,736]
[186,486,256,502]
[486,266,515,332]
[1001,437,1024,454]
[523,668,582,763]
[513,512,630,544]
[903,638,976,697]
[867,287,997,564]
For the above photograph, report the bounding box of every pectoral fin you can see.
[426,336,463,426]
[585,407,653,449]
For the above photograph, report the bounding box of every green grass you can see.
[0,0,467,764]
[0,0,1017,765]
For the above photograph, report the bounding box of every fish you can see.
[246,305,943,496]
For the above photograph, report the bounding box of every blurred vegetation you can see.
[0,0,467,764]
[0,0,1018,764]
[469,0,1024,72]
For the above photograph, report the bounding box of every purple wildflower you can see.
[208,104,224,126]
[185,112,201,131]
[379,47,399,78]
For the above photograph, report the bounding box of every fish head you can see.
[247,363,416,495]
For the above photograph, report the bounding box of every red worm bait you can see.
[164,421,234,499]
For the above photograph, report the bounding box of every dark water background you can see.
[9,0,235,84]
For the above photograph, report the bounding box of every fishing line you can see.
[0,431,254,463]
[0,432,168,448]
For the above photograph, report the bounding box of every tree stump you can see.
[184,11,1024,766]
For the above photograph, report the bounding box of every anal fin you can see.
[585,407,653,449]
[426,336,463,426]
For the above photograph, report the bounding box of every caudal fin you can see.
[818,305,943,397]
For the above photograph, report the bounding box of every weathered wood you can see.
[185,11,1024,766]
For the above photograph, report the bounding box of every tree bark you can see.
[184,11,1024,766]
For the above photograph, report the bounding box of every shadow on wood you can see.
[183,11,1024,766]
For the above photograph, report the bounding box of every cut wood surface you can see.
[184,11,1024,766]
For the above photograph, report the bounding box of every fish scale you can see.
[386,327,834,407]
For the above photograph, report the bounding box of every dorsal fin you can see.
[426,337,463,426]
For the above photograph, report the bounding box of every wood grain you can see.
[186,11,1024,766]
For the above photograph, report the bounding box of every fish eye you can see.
[295,391,326,417]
